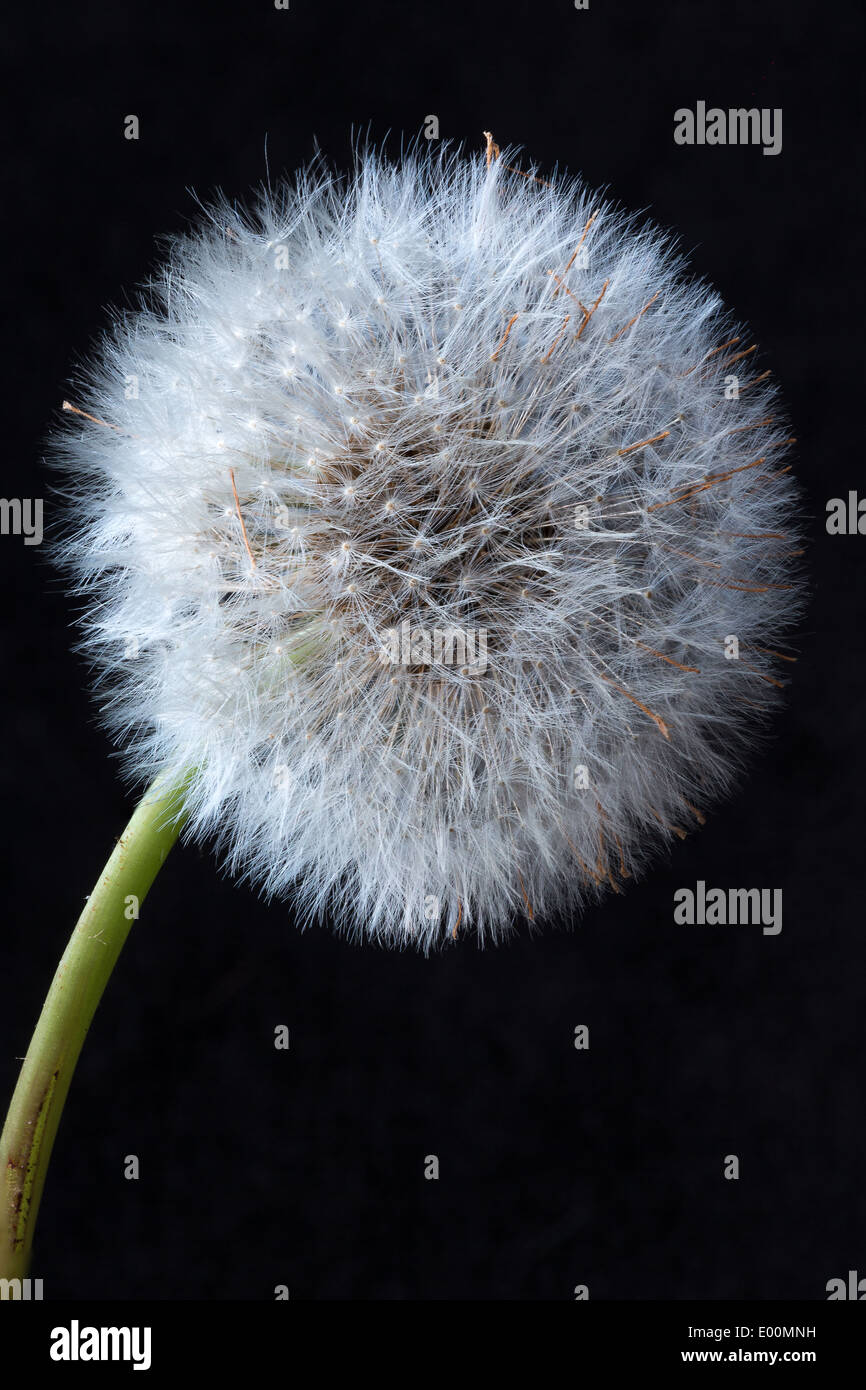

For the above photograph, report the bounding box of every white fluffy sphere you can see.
[54,143,803,948]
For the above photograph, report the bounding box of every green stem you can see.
[0,769,191,1287]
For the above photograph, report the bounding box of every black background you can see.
[1,0,863,1300]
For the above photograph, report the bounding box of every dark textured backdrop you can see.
[1,0,863,1300]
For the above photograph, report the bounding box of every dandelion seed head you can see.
[53,142,804,949]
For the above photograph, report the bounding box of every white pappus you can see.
[52,141,805,949]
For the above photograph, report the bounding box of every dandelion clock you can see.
[0,138,804,1282]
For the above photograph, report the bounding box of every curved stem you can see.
[0,769,190,1286]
